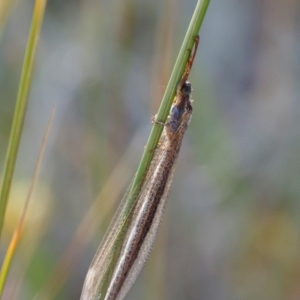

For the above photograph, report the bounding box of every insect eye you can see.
[181,81,192,95]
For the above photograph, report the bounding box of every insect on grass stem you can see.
[81,35,199,300]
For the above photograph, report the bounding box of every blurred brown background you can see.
[0,0,300,299]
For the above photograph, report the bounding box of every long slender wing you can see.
[81,141,166,299]
[115,151,180,300]
[80,178,142,300]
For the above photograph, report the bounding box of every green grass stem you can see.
[0,0,47,237]
[128,0,210,207]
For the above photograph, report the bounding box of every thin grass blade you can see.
[0,107,54,297]
[0,0,47,237]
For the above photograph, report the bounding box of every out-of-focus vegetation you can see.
[0,1,300,299]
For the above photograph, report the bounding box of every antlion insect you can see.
[81,35,199,300]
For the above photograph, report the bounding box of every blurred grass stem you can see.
[0,107,54,297]
[0,0,47,236]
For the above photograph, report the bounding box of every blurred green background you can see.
[1,0,300,299]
